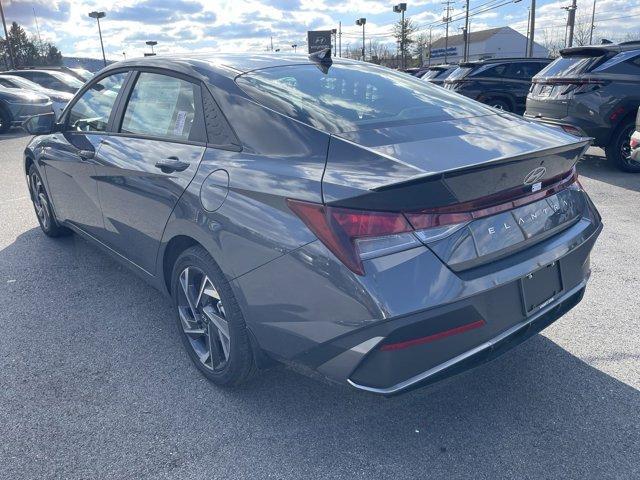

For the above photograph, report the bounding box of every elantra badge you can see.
[524,166,547,186]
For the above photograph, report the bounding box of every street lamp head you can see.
[393,3,407,13]
[356,18,366,26]
[146,40,158,47]
[88,11,106,19]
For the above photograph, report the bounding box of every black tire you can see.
[487,98,512,112]
[171,245,257,386]
[605,120,640,173]
[0,106,11,134]
[27,164,71,237]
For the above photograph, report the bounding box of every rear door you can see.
[94,70,207,274]
[41,71,129,238]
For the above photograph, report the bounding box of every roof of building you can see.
[430,27,507,50]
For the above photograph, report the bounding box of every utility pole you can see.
[339,21,342,57]
[0,0,15,69]
[527,0,536,57]
[463,0,470,62]
[443,0,453,63]
[356,18,366,61]
[589,0,597,45]
[270,35,273,51]
[565,0,577,48]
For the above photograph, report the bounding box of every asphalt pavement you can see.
[0,131,638,479]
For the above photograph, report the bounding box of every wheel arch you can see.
[162,234,202,294]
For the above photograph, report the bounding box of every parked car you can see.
[421,64,458,85]
[0,86,52,133]
[630,107,640,164]
[526,42,640,173]
[0,74,73,117]
[0,69,84,94]
[444,58,552,113]
[22,53,601,395]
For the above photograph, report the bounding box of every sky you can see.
[1,0,639,60]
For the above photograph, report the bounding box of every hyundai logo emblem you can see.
[523,166,547,185]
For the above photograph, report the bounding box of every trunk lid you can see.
[323,112,589,209]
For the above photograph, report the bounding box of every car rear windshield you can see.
[236,63,490,133]
[446,66,474,80]
[536,56,602,77]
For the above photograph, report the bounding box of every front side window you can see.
[236,63,490,133]
[67,72,127,132]
[121,72,197,141]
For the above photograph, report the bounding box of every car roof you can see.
[560,43,640,57]
[459,57,551,68]
[95,54,363,81]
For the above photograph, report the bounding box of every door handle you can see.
[78,149,95,161]
[155,157,190,173]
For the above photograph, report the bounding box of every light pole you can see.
[393,4,407,69]
[527,0,536,57]
[291,44,297,53]
[146,40,157,55]
[356,18,366,61]
[88,11,106,67]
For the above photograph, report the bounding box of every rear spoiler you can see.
[559,46,619,57]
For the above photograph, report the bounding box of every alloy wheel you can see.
[177,266,230,371]
[619,125,638,169]
[29,171,51,230]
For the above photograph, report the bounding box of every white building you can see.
[429,26,548,64]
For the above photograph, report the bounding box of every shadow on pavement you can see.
[578,152,640,193]
[0,128,30,141]
[1,228,638,479]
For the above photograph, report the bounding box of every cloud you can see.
[111,0,203,25]
[5,1,71,23]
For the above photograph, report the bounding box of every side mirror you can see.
[23,112,58,135]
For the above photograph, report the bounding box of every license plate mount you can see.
[520,261,563,315]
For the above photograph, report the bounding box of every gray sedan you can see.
[21,52,602,395]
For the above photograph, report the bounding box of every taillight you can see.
[286,200,418,275]
[287,169,578,275]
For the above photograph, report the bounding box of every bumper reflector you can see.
[379,319,486,352]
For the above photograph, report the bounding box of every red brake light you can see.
[286,200,412,275]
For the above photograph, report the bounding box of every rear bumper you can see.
[309,217,601,395]
[348,279,587,395]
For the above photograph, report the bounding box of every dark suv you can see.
[525,42,640,172]
[443,58,551,113]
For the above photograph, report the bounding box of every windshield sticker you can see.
[173,110,187,136]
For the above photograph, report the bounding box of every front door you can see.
[94,71,206,274]
[42,72,129,237]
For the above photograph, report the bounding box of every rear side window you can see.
[472,64,508,77]
[67,72,127,132]
[121,72,197,141]
[593,50,640,74]
[507,62,545,79]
